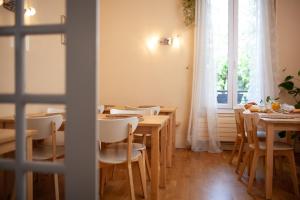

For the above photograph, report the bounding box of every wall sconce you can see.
[147,35,180,51]
[159,36,180,48]
[24,7,36,16]
[0,0,4,6]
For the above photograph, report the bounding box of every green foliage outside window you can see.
[217,54,250,91]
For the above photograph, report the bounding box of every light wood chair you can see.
[27,115,64,200]
[239,111,299,196]
[46,107,65,114]
[98,117,147,200]
[230,107,266,173]
[110,108,152,179]
[98,105,105,114]
[229,107,247,173]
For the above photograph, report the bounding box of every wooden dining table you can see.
[0,113,170,200]
[0,129,36,200]
[255,112,300,199]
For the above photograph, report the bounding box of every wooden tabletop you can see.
[256,112,300,124]
[98,114,169,127]
[0,129,36,144]
[103,105,177,113]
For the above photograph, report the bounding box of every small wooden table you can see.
[158,107,177,167]
[0,129,36,200]
[256,113,300,199]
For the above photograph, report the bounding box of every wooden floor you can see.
[1,149,300,200]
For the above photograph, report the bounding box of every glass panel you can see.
[25,104,66,158]
[237,0,256,104]
[0,2,15,26]
[24,0,66,26]
[0,103,16,164]
[25,34,65,94]
[212,0,229,104]
[0,169,15,199]
[0,36,15,94]
[0,103,15,128]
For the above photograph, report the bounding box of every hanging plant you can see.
[182,0,195,27]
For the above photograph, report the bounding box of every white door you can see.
[0,0,99,199]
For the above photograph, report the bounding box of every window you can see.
[214,0,256,108]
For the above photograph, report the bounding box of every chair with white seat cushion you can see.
[239,111,299,196]
[98,117,147,200]
[27,115,64,200]
[98,105,105,114]
[46,107,65,114]
[46,108,65,146]
[138,105,160,116]
[110,108,152,180]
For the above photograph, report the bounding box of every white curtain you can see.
[247,0,278,103]
[187,0,221,153]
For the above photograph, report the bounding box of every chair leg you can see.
[235,138,245,173]
[229,136,240,164]
[127,163,136,200]
[239,150,250,180]
[248,151,253,177]
[54,174,59,200]
[286,151,300,197]
[247,151,259,193]
[144,150,151,181]
[138,156,147,199]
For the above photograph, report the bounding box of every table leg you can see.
[265,124,274,199]
[172,112,176,154]
[151,127,160,200]
[26,136,33,200]
[160,126,167,188]
[166,117,172,168]
[167,114,173,167]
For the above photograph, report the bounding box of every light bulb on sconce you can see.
[0,0,4,6]
[146,36,159,51]
[25,7,36,16]
[172,36,180,48]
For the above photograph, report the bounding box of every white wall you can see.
[277,0,300,104]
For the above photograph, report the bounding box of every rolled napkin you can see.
[281,103,295,112]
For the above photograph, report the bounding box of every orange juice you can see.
[271,102,281,111]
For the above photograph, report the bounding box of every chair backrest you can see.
[98,105,105,114]
[110,108,149,115]
[233,107,246,138]
[27,115,63,140]
[138,106,160,115]
[98,117,139,143]
[46,107,65,114]
[243,110,259,148]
